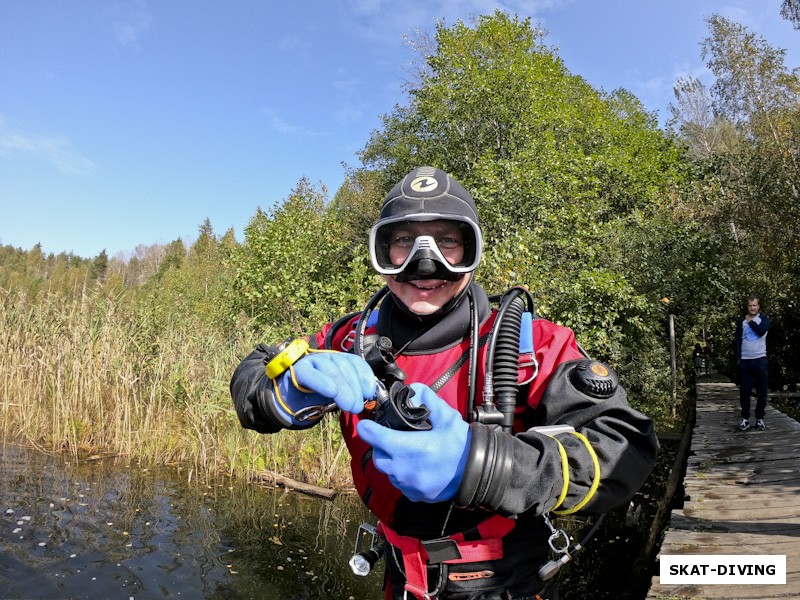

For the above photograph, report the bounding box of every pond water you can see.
[0,445,384,599]
[1,440,675,600]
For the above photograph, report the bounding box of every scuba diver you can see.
[230,166,658,600]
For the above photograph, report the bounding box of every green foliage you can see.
[361,11,688,418]
[153,239,187,281]
[3,8,800,479]
[782,0,800,29]
[90,249,109,281]
[0,242,95,299]
[231,177,378,335]
[669,14,800,385]
[151,222,238,331]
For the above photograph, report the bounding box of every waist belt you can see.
[379,514,516,599]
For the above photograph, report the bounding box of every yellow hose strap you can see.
[266,339,312,413]
[553,431,601,516]
[285,362,314,394]
[268,343,363,416]
[290,347,340,393]
[544,434,570,512]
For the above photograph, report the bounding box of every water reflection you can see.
[0,445,384,599]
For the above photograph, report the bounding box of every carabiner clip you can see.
[547,528,570,555]
[294,402,337,422]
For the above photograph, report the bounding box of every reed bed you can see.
[0,289,353,489]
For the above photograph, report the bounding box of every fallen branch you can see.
[255,469,338,500]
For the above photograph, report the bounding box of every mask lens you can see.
[369,217,481,275]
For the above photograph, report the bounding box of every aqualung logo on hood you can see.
[410,176,439,193]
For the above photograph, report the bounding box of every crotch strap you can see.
[378,514,516,599]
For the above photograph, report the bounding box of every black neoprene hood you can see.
[369,167,484,280]
[379,166,480,225]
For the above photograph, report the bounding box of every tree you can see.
[700,15,800,231]
[668,14,800,386]
[153,239,186,281]
[142,219,239,330]
[90,249,109,282]
[359,11,688,414]
[233,178,369,332]
[781,0,800,29]
[668,77,740,160]
[702,15,800,159]
[362,12,682,241]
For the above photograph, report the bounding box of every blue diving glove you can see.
[272,351,375,427]
[356,383,471,503]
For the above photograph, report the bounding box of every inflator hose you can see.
[486,290,527,432]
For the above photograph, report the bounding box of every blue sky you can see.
[1,1,797,260]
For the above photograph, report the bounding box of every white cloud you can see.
[262,108,326,138]
[333,104,366,125]
[671,61,713,85]
[108,0,153,48]
[340,0,569,46]
[332,76,362,94]
[278,35,304,53]
[0,118,96,176]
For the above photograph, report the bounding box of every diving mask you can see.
[369,215,482,281]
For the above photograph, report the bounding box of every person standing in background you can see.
[693,343,704,377]
[703,337,714,375]
[735,296,770,431]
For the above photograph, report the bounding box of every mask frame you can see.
[369,214,482,277]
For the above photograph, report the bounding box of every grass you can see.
[2,284,712,493]
[0,288,353,489]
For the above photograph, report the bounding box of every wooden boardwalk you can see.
[647,378,800,599]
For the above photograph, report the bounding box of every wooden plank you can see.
[683,502,800,519]
[667,510,800,533]
[647,380,800,599]
[683,485,800,502]
[648,573,800,599]
[684,470,800,485]
[659,540,800,557]
[660,530,800,548]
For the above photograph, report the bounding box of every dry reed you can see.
[0,289,353,488]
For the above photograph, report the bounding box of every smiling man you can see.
[368,168,482,317]
[231,166,657,600]
[379,220,468,313]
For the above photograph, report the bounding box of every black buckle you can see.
[422,538,462,563]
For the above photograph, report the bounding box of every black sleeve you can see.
[491,360,658,517]
[230,344,283,434]
[747,314,770,337]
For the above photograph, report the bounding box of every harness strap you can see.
[378,514,516,599]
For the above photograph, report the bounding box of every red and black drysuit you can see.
[231,283,658,599]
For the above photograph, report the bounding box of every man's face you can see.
[747,299,760,316]
[383,220,470,315]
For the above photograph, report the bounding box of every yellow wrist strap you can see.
[265,339,310,379]
[544,434,570,512]
[553,431,601,516]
